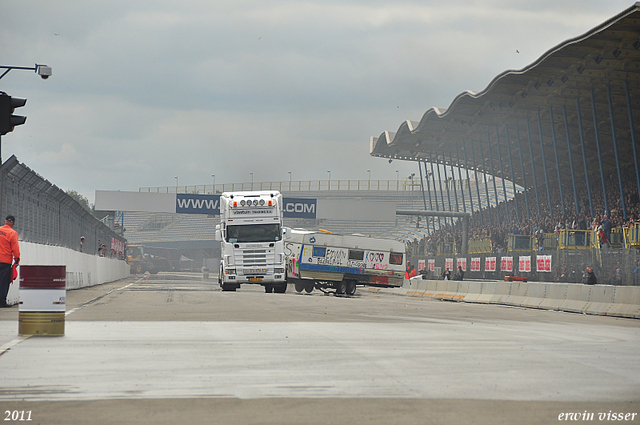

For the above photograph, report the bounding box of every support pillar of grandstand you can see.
[397,210,471,256]
[549,106,566,219]
[536,108,553,219]
[470,142,484,226]
[590,88,609,215]
[562,105,580,217]
[487,133,501,222]
[418,160,427,211]
[423,162,435,232]
[429,154,439,212]
[455,146,467,214]
[436,154,447,225]
[448,152,459,214]
[461,143,475,225]
[607,84,627,219]
[576,97,594,218]
[479,142,493,225]
[494,125,510,222]
[505,126,519,222]
[624,80,640,208]
[516,125,530,221]
[442,153,453,223]
[526,119,542,218]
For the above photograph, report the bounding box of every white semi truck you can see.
[215,191,289,293]
[285,229,406,295]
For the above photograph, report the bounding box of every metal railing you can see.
[141,178,459,194]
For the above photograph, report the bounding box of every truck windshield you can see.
[226,224,281,243]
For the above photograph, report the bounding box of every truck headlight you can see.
[225,268,236,275]
[275,268,285,274]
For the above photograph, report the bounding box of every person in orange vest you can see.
[408,265,418,278]
[0,216,20,308]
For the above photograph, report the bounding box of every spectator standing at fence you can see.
[0,216,20,308]
[598,226,609,249]
[442,267,451,280]
[453,265,464,281]
[584,267,597,285]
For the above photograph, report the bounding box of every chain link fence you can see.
[411,248,640,286]
[0,155,126,256]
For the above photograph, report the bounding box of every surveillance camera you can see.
[36,65,52,80]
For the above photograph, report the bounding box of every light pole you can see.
[250,172,254,190]
[175,176,178,192]
[288,171,291,182]
[211,174,215,193]
[367,169,371,189]
[327,170,331,180]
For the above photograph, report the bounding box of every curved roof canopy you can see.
[370,3,640,193]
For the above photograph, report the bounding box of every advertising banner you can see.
[471,257,481,271]
[456,258,467,271]
[519,256,531,273]
[445,258,454,271]
[428,259,435,271]
[485,257,496,272]
[418,259,426,271]
[501,256,513,272]
[536,255,552,272]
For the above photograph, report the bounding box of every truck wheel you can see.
[346,281,357,296]
[274,284,287,294]
[264,284,273,293]
[221,283,236,292]
[304,284,314,293]
[135,263,145,274]
[336,281,347,295]
[294,282,304,293]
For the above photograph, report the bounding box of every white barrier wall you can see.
[394,278,640,319]
[5,242,130,305]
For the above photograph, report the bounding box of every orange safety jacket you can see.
[0,225,20,264]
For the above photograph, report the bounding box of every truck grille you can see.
[235,249,275,275]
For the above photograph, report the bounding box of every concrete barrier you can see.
[489,281,511,304]
[6,242,130,306]
[463,281,484,302]
[521,283,547,309]
[476,282,496,304]
[584,285,616,316]
[385,277,640,319]
[608,286,640,319]
[539,284,568,310]
[560,284,591,313]
[504,282,528,306]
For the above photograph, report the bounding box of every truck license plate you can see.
[249,277,263,281]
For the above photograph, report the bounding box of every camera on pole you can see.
[0,92,27,136]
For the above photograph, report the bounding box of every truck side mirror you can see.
[215,224,221,241]
[283,227,290,240]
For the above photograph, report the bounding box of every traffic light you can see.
[0,92,27,136]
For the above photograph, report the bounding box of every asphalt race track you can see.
[0,273,638,425]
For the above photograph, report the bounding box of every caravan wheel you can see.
[346,281,357,296]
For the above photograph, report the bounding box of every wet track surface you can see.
[0,273,638,424]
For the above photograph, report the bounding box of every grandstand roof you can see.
[370,3,640,191]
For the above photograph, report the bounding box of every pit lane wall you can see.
[384,278,640,319]
[5,242,130,306]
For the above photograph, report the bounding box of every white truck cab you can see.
[215,191,289,293]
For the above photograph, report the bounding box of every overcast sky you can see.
[0,0,633,203]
